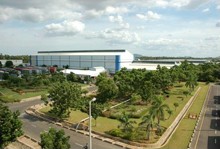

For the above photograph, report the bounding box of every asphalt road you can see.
[192,84,220,149]
[7,99,122,149]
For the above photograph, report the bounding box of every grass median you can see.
[160,82,209,149]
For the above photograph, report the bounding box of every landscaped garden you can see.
[39,60,219,146]
[40,81,207,145]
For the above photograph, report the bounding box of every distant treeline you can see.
[137,56,220,61]
[0,54,29,63]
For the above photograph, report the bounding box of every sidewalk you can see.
[5,135,41,149]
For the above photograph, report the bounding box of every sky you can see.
[0,0,220,57]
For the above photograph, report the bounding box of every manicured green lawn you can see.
[40,106,88,123]
[160,82,199,128]
[0,81,88,103]
[0,87,48,102]
[160,83,209,149]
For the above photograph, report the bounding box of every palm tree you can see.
[139,114,155,140]
[149,96,170,125]
[185,72,198,92]
[166,109,173,120]
[118,112,136,133]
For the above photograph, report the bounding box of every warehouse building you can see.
[30,50,134,73]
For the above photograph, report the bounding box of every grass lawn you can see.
[160,83,209,149]
[0,86,48,102]
[160,82,199,128]
[40,106,88,123]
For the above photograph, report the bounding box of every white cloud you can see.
[86,28,140,44]
[100,29,140,44]
[216,21,220,27]
[155,0,169,8]
[144,38,184,46]
[109,15,123,23]
[202,8,209,12]
[105,6,129,14]
[136,11,161,21]
[84,9,105,19]
[217,5,220,10]
[45,20,85,36]
[109,15,130,29]
[0,5,83,23]
[204,36,220,41]
[169,0,190,8]
[130,0,210,9]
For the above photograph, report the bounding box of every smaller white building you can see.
[61,67,106,77]
[0,60,23,66]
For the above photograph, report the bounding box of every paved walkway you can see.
[5,135,41,149]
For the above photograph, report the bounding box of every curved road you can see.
[7,99,122,149]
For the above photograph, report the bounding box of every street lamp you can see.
[89,97,96,149]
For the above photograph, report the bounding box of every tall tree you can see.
[5,61,14,68]
[96,76,118,103]
[40,128,70,149]
[0,61,2,68]
[138,81,156,103]
[43,82,82,118]
[152,66,172,93]
[118,112,136,133]
[66,72,78,82]
[0,103,23,148]
[149,96,170,125]
[50,72,66,83]
[139,114,155,140]
[185,72,198,92]
[84,103,104,126]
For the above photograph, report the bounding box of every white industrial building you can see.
[30,49,134,73]
[30,50,210,74]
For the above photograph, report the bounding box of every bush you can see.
[123,130,146,141]
[102,110,111,117]
[109,113,121,119]
[106,129,122,137]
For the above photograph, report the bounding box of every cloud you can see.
[0,0,212,24]
[204,36,220,41]
[183,0,210,9]
[105,6,129,14]
[100,29,140,44]
[45,20,85,36]
[202,8,209,12]
[136,11,161,21]
[86,28,140,44]
[217,5,220,10]
[109,15,129,29]
[144,38,184,46]
[131,0,211,9]
[0,3,83,23]
[216,21,220,27]
[84,6,129,19]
